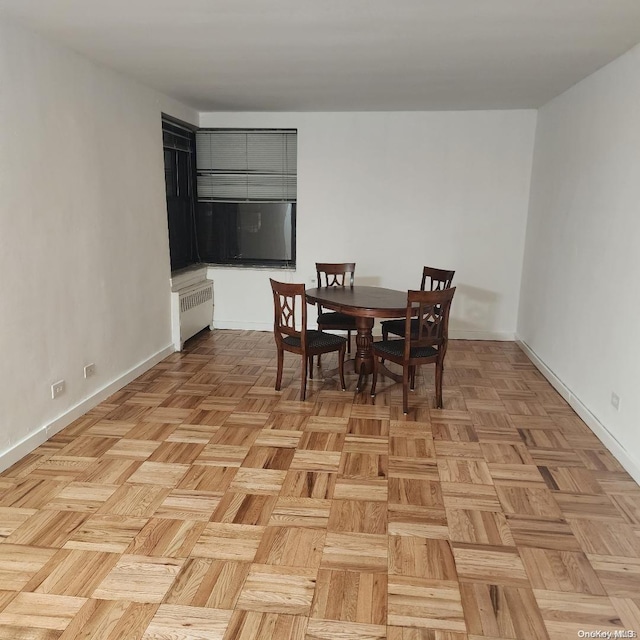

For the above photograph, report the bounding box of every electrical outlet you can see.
[611,392,620,411]
[51,380,65,399]
[84,363,96,379]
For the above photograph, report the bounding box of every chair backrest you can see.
[270,279,308,343]
[420,266,455,291]
[316,263,356,288]
[404,287,456,356]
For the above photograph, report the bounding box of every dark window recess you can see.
[162,123,297,269]
[162,117,199,272]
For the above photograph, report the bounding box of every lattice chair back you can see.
[404,287,456,358]
[270,279,307,343]
[316,263,356,289]
[420,266,455,291]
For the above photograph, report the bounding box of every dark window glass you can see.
[197,202,296,267]
[162,118,198,272]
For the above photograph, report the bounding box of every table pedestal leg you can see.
[354,317,374,392]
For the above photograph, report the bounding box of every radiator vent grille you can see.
[180,285,213,313]
[171,279,214,351]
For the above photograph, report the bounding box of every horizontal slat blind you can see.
[196,129,297,202]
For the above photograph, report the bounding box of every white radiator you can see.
[171,279,214,351]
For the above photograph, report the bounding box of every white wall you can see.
[0,19,196,470]
[200,111,537,338]
[518,43,640,481]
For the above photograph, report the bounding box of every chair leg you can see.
[275,347,284,391]
[370,355,378,397]
[410,366,416,390]
[435,359,443,409]
[317,354,322,368]
[403,366,410,414]
[338,345,346,391]
[301,356,308,401]
[347,330,351,355]
[309,356,314,380]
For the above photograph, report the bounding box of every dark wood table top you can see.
[306,286,408,319]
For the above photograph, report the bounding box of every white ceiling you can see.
[2,0,640,111]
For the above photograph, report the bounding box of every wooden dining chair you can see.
[315,262,357,364]
[380,266,455,342]
[371,287,455,414]
[270,279,347,400]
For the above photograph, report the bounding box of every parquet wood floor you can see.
[1,330,639,639]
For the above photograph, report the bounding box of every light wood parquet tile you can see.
[311,569,387,625]
[459,582,549,639]
[587,554,640,598]
[611,597,640,633]
[62,514,149,553]
[506,515,582,552]
[334,478,388,502]
[191,523,265,561]
[0,544,57,590]
[533,589,627,640]
[23,549,120,597]
[306,618,386,639]
[236,564,317,615]
[327,500,387,534]
[451,544,529,587]
[2,331,639,638]
[269,497,332,528]
[388,505,450,539]
[440,483,501,512]
[388,458,439,481]
[568,518,640,557]
[212,493,277,525]
[280,471,337,499]
[388,576,466,632]
[519,548,606,595]
[0,592,86,632]
[224,610,308,640]
[164,558,250,609]
[57,599,156,640]
[5,510,87,548]
[388,629,467,640]
[92,554,183,603]
[0,507,36,539]
[254,526,325,568]
[610,493,640,525]
[142,604,232,639]
[42,482,118,513]
[320,532,388,572]
[446,509,514,547]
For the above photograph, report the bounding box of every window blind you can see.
[196,129,297,202]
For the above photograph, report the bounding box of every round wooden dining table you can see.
[305,285,409,392]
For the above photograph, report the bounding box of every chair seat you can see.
[372,339,438,360]
[317,311,356,327]
[284,330,347,350]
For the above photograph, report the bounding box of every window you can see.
[195,129,297,267]
[162,117,198,272]
[162,122,297,271]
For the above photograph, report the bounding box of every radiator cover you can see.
[171,279,214,351]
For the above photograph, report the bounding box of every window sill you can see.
[205,263,296,271]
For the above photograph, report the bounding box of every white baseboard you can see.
[516,337,640,485]
[0,345,175,474]
[213,320,273,331]
[450,330,514,341]
[213,321,514,343]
